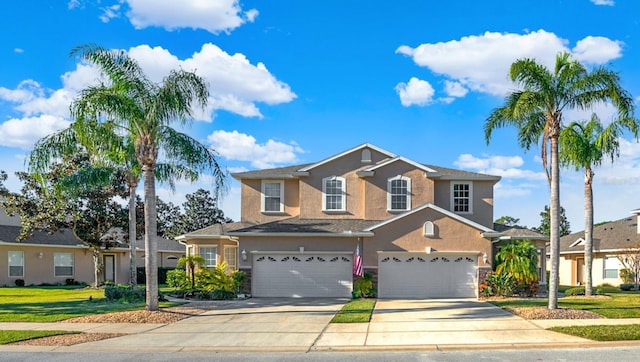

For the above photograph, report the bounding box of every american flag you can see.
[353,244,363,277]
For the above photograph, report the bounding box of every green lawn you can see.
[331,299,376,323]
[489,291,640,318]
[550,324,640,341]
[0,285,179,322]
[0,330,77,344]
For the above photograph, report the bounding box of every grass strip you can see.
[0,330,78,344]
[550,324,640,341]
[331,299,376,323]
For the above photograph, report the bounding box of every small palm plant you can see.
[495,240,539,286]
[177,255,205,290]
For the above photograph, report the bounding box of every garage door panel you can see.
[378,254,477,298]
[252,254,352,298]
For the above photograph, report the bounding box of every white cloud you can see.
[129,43,296,120]
[123,0,258,34]
[0,115,70,149]
[207,130,304,169]
[397,30,623,98]
[591,0,614,5]
[0,43,295,150]
[454,153,547,181]
[14,48,23,54]
[395,77,435,106]
[100,4,121,23]
[444,80,468,98]
[572,36,622,64]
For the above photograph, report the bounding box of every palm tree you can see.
[177,254,206,290]
[485,51,634,309]
[69,44,225,311]
[495,240,539,286]
[560,114,637,296]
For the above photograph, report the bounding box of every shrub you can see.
[210,289,236,300]
[486,272,516,297]
[14,279,25,287]
[166,269,189,290]
[232,270,247,293]
[620,283,636,291]
[564,286,585,296]
[104,284,145,303]
[65,278,81,286]
[195,262,234,293]
[353,273,375,298]
[136,267,175,284]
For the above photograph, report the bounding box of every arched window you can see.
[323,176,346,211]
[387,175,411,211]
[361,149,372,163]
[423,221,435,237]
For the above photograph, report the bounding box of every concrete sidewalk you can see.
[1,299,638,352]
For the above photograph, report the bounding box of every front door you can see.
[576,258,585,285]
[103,255,115,283]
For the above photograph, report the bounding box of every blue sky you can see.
[1,0,639,232]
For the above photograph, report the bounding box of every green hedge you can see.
[136,267,176,285]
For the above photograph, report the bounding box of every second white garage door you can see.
[378,253,478,298]
[252,253,353,297]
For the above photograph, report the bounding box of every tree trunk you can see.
[584,167,594,296]
[548,132,560,309]
[143,166,159,311]
[92,247,102,288]
[128,182,137,288]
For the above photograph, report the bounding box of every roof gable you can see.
[298,143,396,172]
[364,202,493,233]
[363,156,436,173]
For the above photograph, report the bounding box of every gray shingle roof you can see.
[0,225,84,247]
[560,216,640,253]
[493,223,547,239]
[229,217,381,234]
[181,222,255,237]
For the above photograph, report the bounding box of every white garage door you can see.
[252,253,353,297]
[378,254,477,298]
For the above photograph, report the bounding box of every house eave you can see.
[231,172,309,180]
[227,231,374,238]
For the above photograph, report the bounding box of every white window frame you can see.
[322,176,346,212]
[261,180,284,213]
[224,246,238,270]
[8,251,24,278]
[387,175,411,211]
[200,247,218,268]
[451,182,473,214]
[54,252,74,277]
[603,256,619,279]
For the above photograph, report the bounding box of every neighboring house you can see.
[555,210,640,287]
[0,206,184,286]
[177,143,525,299]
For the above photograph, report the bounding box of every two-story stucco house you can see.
[177,143,516,298]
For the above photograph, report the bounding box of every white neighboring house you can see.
[553,209,640,287]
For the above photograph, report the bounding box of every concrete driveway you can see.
[315,299,590,349]
[58,298,591,352]
[64,298,347,352]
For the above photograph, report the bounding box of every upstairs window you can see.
[387,176,411,211]
[451,182,472,213]
[323,176,346,211]
[261,180,284,213]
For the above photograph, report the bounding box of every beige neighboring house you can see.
[555,209,640,287]
[0,206,184,286]
[177,143,539,299]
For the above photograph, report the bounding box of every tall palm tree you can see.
[29,122,201,289]
[485,52,634,309]
[69,44,225,311]
[560,114,637,296]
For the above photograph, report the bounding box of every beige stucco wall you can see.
[555,253,625,287]
[240,179,300,223]
[0,245,96,286]
[364,208,491,269]
[432,180,494,228]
